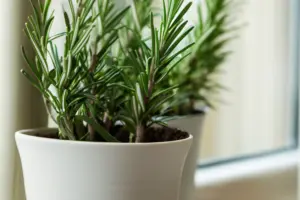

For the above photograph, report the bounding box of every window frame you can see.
[197,0,300,169]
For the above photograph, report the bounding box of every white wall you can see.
[0,1,47,200]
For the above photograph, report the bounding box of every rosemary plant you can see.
[22,0,129,141]
[170,0,237,114]
[118,0,194,142]
[21,0,194,143]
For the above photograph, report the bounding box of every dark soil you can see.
[34,125,189,143]
[166,108,205,116]
[35,132,59,139]
[111,125,189,143]
[189,109,205,115]
[144,126,189,142]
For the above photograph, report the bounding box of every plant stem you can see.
[88,123,96,141]
[89,54,97,72]
[87,87,96,141]
[135,124,146,142]
[88,42,98,141]
[136,61,155,143]
[103,112,112,131]
[144,62,155,105]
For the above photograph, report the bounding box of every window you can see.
[198,0,298,164]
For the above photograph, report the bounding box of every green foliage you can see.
[21,0,194,142]
[118,0,194,142]
[170,0,237,114]
[128,0,153,34]
[22,0,129,141]
[116,0,154,59]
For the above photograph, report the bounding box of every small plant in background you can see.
[21,0,194,142]
[170,0,237,114]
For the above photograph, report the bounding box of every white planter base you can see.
[16,128,192,200]
[168,114,205,200]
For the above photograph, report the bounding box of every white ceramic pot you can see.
[15,128,193,200]
[168,114,205,200]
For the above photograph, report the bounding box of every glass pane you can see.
[198,0,296,163]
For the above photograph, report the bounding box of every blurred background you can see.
[198,0,296,163]
[148,0,296,166]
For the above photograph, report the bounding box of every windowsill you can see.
[195,150,297,200]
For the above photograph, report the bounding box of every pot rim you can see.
[15,127,193,146]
